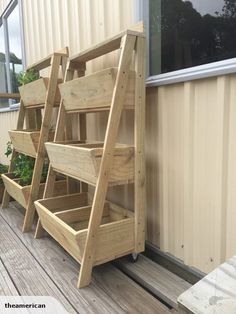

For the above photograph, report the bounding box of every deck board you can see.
[0,203,171,314]
[94,264,170,313]
[0,214,77,313]
[115,255,191,309]
[0,259,19,296]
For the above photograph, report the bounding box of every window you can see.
[149,0,236,77]
[0,0,24,109]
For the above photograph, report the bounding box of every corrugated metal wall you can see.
[146,75,236,273]
[1,0,236,274]
[21,0,133,67]
[0,110,18,164]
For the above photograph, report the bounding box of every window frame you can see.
[0,0,25,112]
[134,0,236,87]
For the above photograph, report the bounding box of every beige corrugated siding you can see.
[22,0,134,67]
[0,0,10,15]
[146,75,236,273]
[0,110,18,164]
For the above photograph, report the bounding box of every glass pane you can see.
[0,25,8,108]
[150,0,236,75]
[7,4,23,93]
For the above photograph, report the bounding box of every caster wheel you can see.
[130,253,139,263]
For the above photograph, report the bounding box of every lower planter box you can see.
[9,130,55,158]
[45,141,134,186]
[1,173,67,208]
[35,193,135,265]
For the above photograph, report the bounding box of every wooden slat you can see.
[0,93,20,99]
[0,259,19,296]
[27,47,69,71]
[1,203,171,314]
[70,28,144,63]
[134,35,146,253]
[115,255,191,310]
[0,214,77,313]
[94,264,170,314]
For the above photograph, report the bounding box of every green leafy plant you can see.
[0,164,8,186]
[17,68,39,85]
[5,142,48,186]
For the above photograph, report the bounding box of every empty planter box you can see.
[59,68,135,112]
[9,130,55,158]
[35,192,135,265]
[45,142,134,186]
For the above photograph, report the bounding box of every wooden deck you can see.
[0,202,188,313]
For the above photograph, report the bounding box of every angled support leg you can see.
[134,36,146,253]
[23,55,62,232]
[35,62,86,237]
[78,34,136,288]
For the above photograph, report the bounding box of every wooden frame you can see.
[1,48,69,232]
[35,23,146,288]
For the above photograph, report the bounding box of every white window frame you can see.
[134,0,236,87]
[0,0,25,112]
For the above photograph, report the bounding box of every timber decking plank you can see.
[0,215,77,313]
[115,255,191,310]
[0,259,19,296]
[94,264,170,314]
[1,203,170,314]
[0,205,123,314]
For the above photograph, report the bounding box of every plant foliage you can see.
[0,164,8,186]
[17,69,40,85]
[5,142,48,186]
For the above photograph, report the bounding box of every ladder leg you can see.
[78,34,136,288]
[23,55,62,232]
[1,190,11,208]
[35,220,45,238]
[35,165,57,238]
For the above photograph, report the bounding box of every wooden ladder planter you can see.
[1,48,69,232]
[35,23,146,288]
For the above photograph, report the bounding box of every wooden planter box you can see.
[1,173,67,208]
[9,130,55,158]
[59,68,135,112]
[19,78,62,107]
[35,193,135,265]
[45,142,134,186]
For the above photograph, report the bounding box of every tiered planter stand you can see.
[35,24,146,288]
[1,48,69,232]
